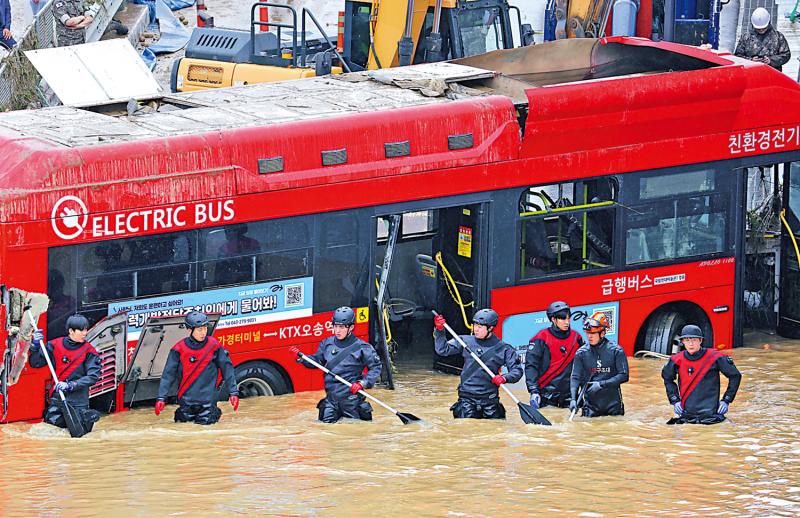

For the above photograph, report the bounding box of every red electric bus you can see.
[1,37,799,424]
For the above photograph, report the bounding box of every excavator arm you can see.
[546,0,613,39]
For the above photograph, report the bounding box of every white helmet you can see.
[751,7,770,30]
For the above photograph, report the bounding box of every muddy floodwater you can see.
[2,342,799,517]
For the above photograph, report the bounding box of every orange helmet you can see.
[583,311,609,333]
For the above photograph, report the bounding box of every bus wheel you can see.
[235,362,290,398]
[642,310,686,356]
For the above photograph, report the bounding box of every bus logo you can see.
[51,195,88,240]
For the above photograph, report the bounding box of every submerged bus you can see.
[1,37,799,424]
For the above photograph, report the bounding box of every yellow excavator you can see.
[171,0,534,92]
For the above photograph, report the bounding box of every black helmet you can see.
[332,306,356,326]
[66,314,90,333]
[472,308,499,327]
[677,324,704,340]
[546,300,570,319]
[185,311,209,329]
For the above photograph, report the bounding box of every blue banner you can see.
[108,277,314,334]
[501,302,620,361]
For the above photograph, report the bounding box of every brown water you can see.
[2,343,799,517]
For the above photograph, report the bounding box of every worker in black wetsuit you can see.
[525,300,585,409]
[661,325,741,425]
[433,309,523,419]
[292,306,382,423]
[155,311,239,425]
[29,314,102,432]
[570,311,629,417]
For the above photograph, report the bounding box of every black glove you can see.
[569,399,578,412]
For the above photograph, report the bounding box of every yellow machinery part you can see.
[176,58,342,92]
[367,0,452,69]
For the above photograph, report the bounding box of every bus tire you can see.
[643,310,686,356]
[234,362,290,398]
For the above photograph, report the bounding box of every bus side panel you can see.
[491,258,736,356]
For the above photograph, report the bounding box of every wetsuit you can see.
[28,336,101,431]
[662,347,741,425]
[570,337,629,417]
[299,334,382,423]
[157,335,238,425]
[434,330,523,419]
[525,325,584,408]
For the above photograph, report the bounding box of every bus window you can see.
[624,169,730,265]
[519,178,616,279]
[315,210,370,311]
[200,218,311,289]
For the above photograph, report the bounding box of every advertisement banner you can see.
[108,277,313,338]
[501,302,620,361]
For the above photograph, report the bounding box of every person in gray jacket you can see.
[434,309,523,419]
[292,307,382,423]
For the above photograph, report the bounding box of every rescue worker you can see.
[53,0,96,47]
[155,311,239,425]
[433,309,523,419]
[525,301,585,409]
[734,7,791,72]
[291,307,382,423]
[29,314,102,432]
[569,312,629,417]
[661,325,741,425]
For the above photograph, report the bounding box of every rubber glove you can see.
[350,381,363,394]
[229,395,239,411]
[569,399,578,412]
[289,346,304,363]
[673,401,683,415]
[32,329,44,346]
[529,392,541,409]
[717,401,729,415]
[154,399,166,416]
[434,315,446,331]
[54,381,73,393]
[585,381,602,395]
[491,375,506,386]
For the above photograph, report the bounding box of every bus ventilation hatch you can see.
[89,347,117,398]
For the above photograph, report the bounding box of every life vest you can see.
[671,348,721,406]
[49,337,97,395]
[533,328,580,389]
[174,337,221,399]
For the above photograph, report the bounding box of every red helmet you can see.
[583,311,609,333]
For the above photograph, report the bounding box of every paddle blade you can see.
[396,412,422,425]
[55,395,88,438]
[518,402,551,426]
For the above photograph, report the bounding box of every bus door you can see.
[779,161,800,338]
[374,203,486,378]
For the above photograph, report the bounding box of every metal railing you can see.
[0,0,124,111]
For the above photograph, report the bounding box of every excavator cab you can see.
[341,0,529,71]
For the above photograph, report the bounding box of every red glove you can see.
[154,400,166,416]
[350,381,364,394]
[434,315,446,331]
[229,395,239,411]
[491,375,506,386]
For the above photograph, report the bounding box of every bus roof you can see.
[1,37,799,226]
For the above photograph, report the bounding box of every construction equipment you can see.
[544,0,614,40]
[172,0,533,92]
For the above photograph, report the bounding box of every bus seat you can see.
[414,254,438,309]
[626,229,651,263]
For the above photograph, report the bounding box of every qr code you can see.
[285,283,304,307]
[592,306,616,335]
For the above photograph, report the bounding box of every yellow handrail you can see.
[434,251,473,331]
[519,200,614,218]
[780,209,800,271]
